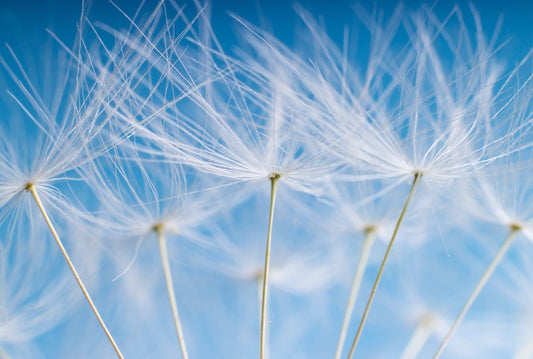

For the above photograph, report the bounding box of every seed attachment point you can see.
[509,223,522,232]
[152,222,165,235]
[363,224,377,235]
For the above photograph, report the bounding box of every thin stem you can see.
[155,225,189,359]
[334,227,376,359]
[27,185,123,359]
[347,172,422,359]
[400,316,434,359]
[433,226,521,359]
[260,174,280,359]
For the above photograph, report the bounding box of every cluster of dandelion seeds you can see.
[0,1,531,358]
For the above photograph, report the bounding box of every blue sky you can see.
[0,1,531,358]
[0,0,531,59]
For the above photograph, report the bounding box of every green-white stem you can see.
[334,227,376,359]
[433,226,521,359]
[347,172,422,359]
[155,225,189,359]
[260,174,280,359]
[27,184,123,359]
[400,315,434,359]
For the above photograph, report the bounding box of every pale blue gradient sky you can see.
[0,0,531,58]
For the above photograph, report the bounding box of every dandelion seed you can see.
[432,54,532,356]
[0,30,124,357]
